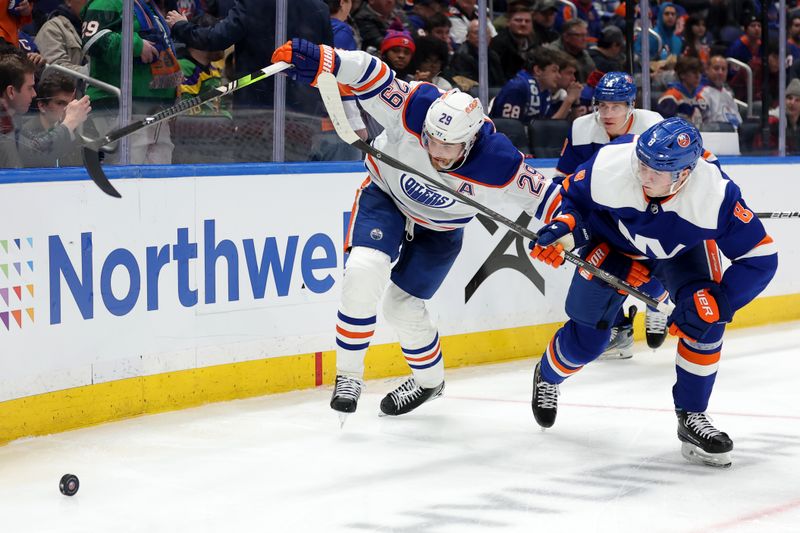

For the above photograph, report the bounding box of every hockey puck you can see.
[59,474,79,496]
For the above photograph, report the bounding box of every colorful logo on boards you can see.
[0,237,35,331]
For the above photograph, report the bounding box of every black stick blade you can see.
[82,146,121,198]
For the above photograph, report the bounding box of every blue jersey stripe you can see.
[337,311,377,326]
[402,334,440,355]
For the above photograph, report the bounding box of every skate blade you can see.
[598,350,633,360]
[338,413,349,428]
[681,442,732,468]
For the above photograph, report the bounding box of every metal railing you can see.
[726,58,754,119]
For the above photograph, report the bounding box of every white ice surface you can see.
[1,322,799,533]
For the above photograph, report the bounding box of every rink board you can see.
[1,159,798,444]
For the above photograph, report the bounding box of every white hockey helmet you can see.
[422,89,485,170]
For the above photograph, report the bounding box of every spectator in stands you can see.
[555,0,602,42]
[410,35,452,90]
[656,55,709,127]
[546,18,595,83]
[424,12,453,53]
[84,0,180,165]
[449,19,505,90]
[327,0,361,51]
[380,29,415,80]
[489,47,560,124]
[547,50,584,120]
[449,0,496,46]
[531,0,559,46]
[490,2,534,82]
[727,13,761,65]
[700,54,742,129]
[589,24,625,73]
[168,0,333,162]
[636,2,683,61]
[780,79,800,153]
[492,0,533,32]
[35,0,87,75]
[1,0,32,49]
[175,14,228,117]
[788,13,800,63]
[19,72,90,167]
[0,50,36,168]
[407,0,447,36]
[730,38,779,108]
[682,14,712,68]
[753,78,800,154]
[706,0,754,46]
[353,0,410,54]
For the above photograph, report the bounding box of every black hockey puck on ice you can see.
[59,474,79,496]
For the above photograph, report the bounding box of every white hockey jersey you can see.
[556,109,663,175]
[334,50,562,231]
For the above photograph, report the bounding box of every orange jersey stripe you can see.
[352,62,388,93]
[677,342,721,366]
[336,325,374,339]
[405,343,441,362]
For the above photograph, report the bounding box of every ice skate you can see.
[379,377,444,416]
[599,306,637,360]
[676,409,733,468]
[330,375,363,427]
[645,306,668,349]
[531,362,559,429]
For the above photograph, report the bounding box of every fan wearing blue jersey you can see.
[489,47,561,124]
[529,118,777,468]
[272,39,563,422]
[557,72,668,358]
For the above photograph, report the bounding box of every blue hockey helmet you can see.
[593,72,637,105]
[635,117,704,180]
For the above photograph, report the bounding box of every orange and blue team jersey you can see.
[559,135,778,312]
[332,50,562,232]
[656,82,709,124]
[489,70,552,125]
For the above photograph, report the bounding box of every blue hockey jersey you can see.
[489,70,552,125]
[560,136,778,311]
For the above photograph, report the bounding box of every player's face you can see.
[596,101,630,136]
[635,159,690,197]
[424,134,465,170]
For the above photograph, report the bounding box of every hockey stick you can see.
[756,211,800,219]
[316,72,674,314]
[81,61,293,198]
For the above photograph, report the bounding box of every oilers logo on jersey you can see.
[401,174,457,209]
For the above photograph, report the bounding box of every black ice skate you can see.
[531,362,559,428]
[645,306,668,349]
[599,306,637,360]
[676,409,733,468]
[379,377,444,416]
[330,375,364,427]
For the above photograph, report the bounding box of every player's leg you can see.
[379,225,464,416]
[658,241,733,467]
[644,278,670,349]
[533,263,627,428]
[331,181,405,415]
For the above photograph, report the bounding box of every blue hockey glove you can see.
[668,284,733,342]
[271,38,340,86]
[529,212,590,268]
[577,242,651,294]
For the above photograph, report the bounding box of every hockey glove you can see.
[271,38,339,86]
[529,212,590,268]
[668,284,733,342]
[576,242,651,294]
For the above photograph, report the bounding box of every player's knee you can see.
[562,321,611,363]
[340,247,392,308]
[382,283,427,331]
